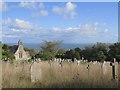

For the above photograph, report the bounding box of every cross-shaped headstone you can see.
[110,58,116,80]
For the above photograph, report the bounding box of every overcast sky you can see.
[0,2,118,43]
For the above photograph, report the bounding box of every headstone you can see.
[59,58,62,62]
[59,61,63,68]
[110,58,116,79]
[30,62,42,82]
[82,57,84,60]
[103,61,109,75]
[77,60,80,65]
[38,58,41,61]
[87,64,90,77]
[54,58,57,61]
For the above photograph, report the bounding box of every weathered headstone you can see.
[110,58,116,80]
[30,62,42,82]
[82,57,84,60]
[87,63,90,87]
[103,61,107,75]
[59,59,63,69]
[59,58,62,62]
[77,60,80,65]
[87,64,90,76]
[54,58,57,61]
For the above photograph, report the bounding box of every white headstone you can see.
[103,62,107,75]
[77,60,80,65]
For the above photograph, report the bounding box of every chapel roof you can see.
[11,45,18,53]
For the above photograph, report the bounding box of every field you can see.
[2,61,119,88]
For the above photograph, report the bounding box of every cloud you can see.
[64,23,97,33]
[2,19,108,37]
[2,18,51,40]
[66,2,76,11]
[52,22,109,39]
[0,2,8,11]
[19,2,46,9]
[0,2,46,12]
[39,3,45,9]
[66,27,74,32]
[2,34,21,38]
[15,19,34,29]
[2,19,111,43]
[32,10,48,17]
[2,18,40,33]
[52,27,62,33]
[52,6,63,14]
[10,28,23,32]
[19,1,37,9]
[39,10,48,16]
[27,2,48,17]
[52,2,77,19]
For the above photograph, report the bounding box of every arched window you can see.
[19,52,22,58]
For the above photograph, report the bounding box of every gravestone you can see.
[77,60,80,65]
[110,58,116,80]
[30,62,42,82]
[103,61,108,75]
[118,62,120,88]
[87,64,90,76]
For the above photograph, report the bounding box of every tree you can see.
[63,48,82,61]
[92,43,108,61]
[81,43,108,61]
[109,42,120,62]
[55,48,66,59]
[64,49,76,62]
[2,43,15,61]
[24,48,36,57]
[74,48,81,60]
[41,41,61,52]
[115,55,120,60]
[81,46,93,61]
[95,51,106,62]
[36,41,62,60]
[35,51,53,61]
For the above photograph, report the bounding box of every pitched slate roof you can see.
[11,45,18,53]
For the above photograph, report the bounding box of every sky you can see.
[0,2,118,44]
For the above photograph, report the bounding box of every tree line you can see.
[35,41,120,62]
[1,41,120,62]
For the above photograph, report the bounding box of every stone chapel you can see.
[11,40,30,60]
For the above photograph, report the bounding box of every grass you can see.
[2,61,119,88]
